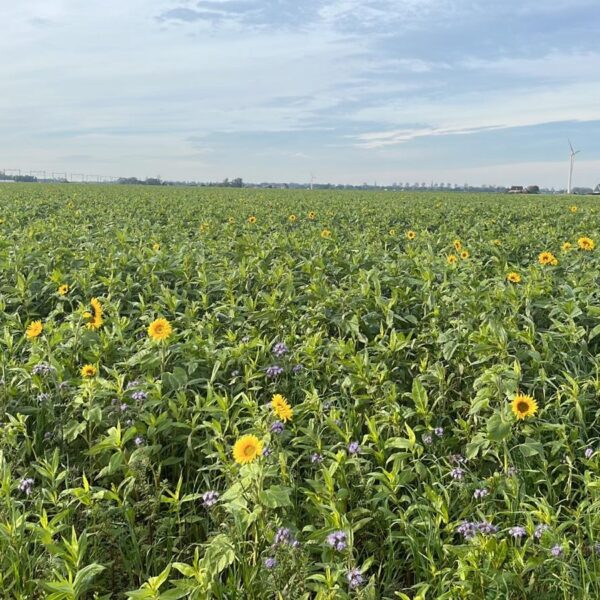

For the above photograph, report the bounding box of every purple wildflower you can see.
[120,403,128,412]
[264,557,277,569]
[272,342,288,357]
[423,434,433,445]
[450,467,465,480]
[346,568,364,590]
[478,521,498,535]
[348,441,361,455]
[292,364,304,374]
[535,524,550,540]
[134,436,144,447]
[434,427,444,437]
[473,488,489,499]
[270,421,285,434]
[273,527,293,546]
[509,526,527,539]
[126,380,141,390]
[18,478,34,495]
[202,491,219,508]
[326,530,347,552]
[262,445,272,457]
[131,391,147,402]
[585,447,594,459]
[311,452,324,464]
[449,454,467,465]
[32,362,54,376]
[551,545,563,557]
[457,521,478,540]
[507,466,518,477]
[266,365,284,378]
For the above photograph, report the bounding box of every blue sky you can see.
[2,0,600,187]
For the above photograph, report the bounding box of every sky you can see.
[2,0,600,188]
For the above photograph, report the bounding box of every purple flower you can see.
[126,380,141,390]
[509,526,527,539]
[266,365,284,379]
[202,491,219,508]
[120,403,128,412]
[326,530,347,552]
[134,436,144,447]
[473,488,488,499]
[36,392,50,403]
[292,364,304,374]
[18,478,34,495]
[450,467,465,480]
[346,568,364,590]
[263,557,277,569]
[32,362,54,376]
[507,466,518,477]
[270,421,285,434]
[273,527,294,546]
[422,434,433,446]
[272,342,288,357]
[449,454,467,465]
[131,391,147,402]
[585,447,594,459]
[535,524,550,539]
[434,427,444,437]
[262,445,272,457]
[457,520,497,540]
[348,441,361,455]
[551,545,563,557]
[311,452,324,464]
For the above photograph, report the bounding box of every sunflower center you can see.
[244,444,255,457]
[517,401,529,413]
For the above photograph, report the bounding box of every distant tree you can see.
[231,177,243,188]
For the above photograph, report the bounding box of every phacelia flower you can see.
[451,467,465,480]
[272,342,288,357]
[270,421,285,434]
[326,530,347,552]
[202,491,219,508]
[18,478,35,495]
[311,453,324,464]
[346,568,364,590]
[509,526,527,539]
[585,447,594,459]
[348,441,361,455]
[535,524,550,539]
[551,544,563,557]
[473,488,489,499]
[263,557,277,569]
[434,427,444,437]
[266,365,284,378]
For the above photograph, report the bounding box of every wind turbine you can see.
[568,139,580,194]
[310,172,315,190]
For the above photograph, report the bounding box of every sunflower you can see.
[26,320,43,339]
[447,254,457,265]
[148,318,172,341]
[511,394,538,420]
[493,239,502,246]
[578,237,595,251]
[152,242,160,251]
[199,222,209,233]
[506,272,521,283]
[288,214,297,223]
[561,242,572,252]
[453,239,462,251]
[86,298,103,330]
[81,364,97,378]
[460,250,470,260]
[228,217,235,224]
[58,284,69,296]
[308,211,316,220]
[321,229,331,239]
[233,435,263,464]
[389,228,396,236]
[538,251,558,266]
[570,205,577,213]
[406,230,416,240]
[271,394,293,422]
[248,216,257,224]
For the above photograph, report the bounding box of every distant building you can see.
[508,185,540,194]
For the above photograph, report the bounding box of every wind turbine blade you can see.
[568,139,574,154]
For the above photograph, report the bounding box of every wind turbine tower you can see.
[568,139,580,194]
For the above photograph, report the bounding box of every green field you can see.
[1,184,600,599]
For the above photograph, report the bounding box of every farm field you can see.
[2,184,600,599]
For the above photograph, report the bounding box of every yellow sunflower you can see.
[248,216,257,224]
[561,242,572,252]
[538,251,558,266]
[271,394,293,422]
[148,318,173,341]
[406,230,416,240]
[447,254,458,265]
[308,211,316,220]
[81,364,97,378]
[578,237,595,251]
[570,205,577,213]
[511,394,538,420]
[58,284,69,296]
[506,272,521,283]
[389,228,396,236]
[233,435,263,464]
[321,229,331,239]
[26,320,43,339]
[152,242,160,251]
[453,239,462,251]
[288,214,297,223]
[228,217,235,224]
[86,298,103,330]
[460,250,470,260]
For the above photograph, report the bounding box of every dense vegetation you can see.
[1,184,600,599]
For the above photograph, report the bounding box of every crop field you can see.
[2,184,600,599]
